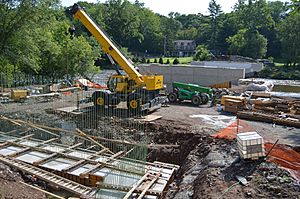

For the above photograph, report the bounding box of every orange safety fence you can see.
[211,119,254,140]
[265,143,300,181]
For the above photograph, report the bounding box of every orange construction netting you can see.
[211,119,254,140]
[265,143,300,181]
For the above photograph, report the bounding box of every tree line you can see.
[0,0,299,80]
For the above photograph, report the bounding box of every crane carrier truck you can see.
[70,4,167,114]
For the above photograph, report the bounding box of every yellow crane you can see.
[70,4,166,114]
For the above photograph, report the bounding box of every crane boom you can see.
[70,4,144,85]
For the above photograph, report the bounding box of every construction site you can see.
[1,2,300,199]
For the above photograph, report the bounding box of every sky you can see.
[61,0,290,16]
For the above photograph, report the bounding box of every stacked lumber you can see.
[237,111,300,128]
[252,97,300,115]
[224,99,245,114]
[289,101,300,115]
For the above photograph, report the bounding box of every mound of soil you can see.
[0,163,46,199]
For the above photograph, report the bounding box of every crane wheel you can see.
[129,99,138,109]
[200,93,210,104]
[168,92,178,103]
[191,95,202,106]
[92,91,107,109]
[96,97,104,106]
[127,94,142,115]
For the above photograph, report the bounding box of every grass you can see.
[274,62,285,67]
[148,57,193,64]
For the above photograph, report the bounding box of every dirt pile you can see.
[0,163,46,199]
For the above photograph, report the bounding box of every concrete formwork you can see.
[139,64,245,91]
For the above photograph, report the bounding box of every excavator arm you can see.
[70,4,144,86]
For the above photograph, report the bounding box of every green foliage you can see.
[290,0,300,13]
[120,47,133,59]
[227,29,267,59]
[173,58,180,65]
[0,0,297,80]
[154,58,158,63]
[146,59,150,63]
[193,45,210,61]
[141,57,146,63]
[0,0,100,79]
[276,13,300,66]
[159,57,163,64]
[166,59,170,64]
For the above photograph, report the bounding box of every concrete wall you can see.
[139,64,245,91]
[191,61,263,74]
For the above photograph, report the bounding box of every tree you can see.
[193,45,210,61]
[227,28,268,59]
[173,58,180,64]
[159,57,163,64]
[207,0,223,51]
[104,0,143,49]
[233,0,274,31]
[0,0,46,75]
[154,58,158,63]
[277,13,300,66]
[290,0,300,13]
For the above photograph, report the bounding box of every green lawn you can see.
[148,57,193,64]
[274,62,285,67]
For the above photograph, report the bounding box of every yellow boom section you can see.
[71,4,144,85]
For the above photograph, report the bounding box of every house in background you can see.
[172,40,196,57]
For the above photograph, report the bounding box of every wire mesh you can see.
[0,69,150,198]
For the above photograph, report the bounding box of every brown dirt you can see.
[143,118,300,199]
[0,163,46,199]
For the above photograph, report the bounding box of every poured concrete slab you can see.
[0,146,24,156]
[16,151,49,164]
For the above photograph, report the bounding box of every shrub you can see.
[141,57,146,63]
[146,59,150,63]
[173,58,180,65]
[154,58,158,63]
[159,57,163,64]
[193,45,210,61]
[166,59,170,64]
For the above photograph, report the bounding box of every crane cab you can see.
[108,74,164,93]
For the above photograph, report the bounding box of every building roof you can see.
[174,40,195,43]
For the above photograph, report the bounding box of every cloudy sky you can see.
[61,0,290,16]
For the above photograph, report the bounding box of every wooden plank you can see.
[0,116,22,126]
[79,163,103,178]
[67,142,82,150]
[123,173,149,199]
[99,183,161,196]
[0,129,18,135]
[33,153,58,166]
[86,145,97,150]
[8,147,31,157]
[62,159,86,172]
[137,172,161,199]
[40,138,59,145]
[76,128,113,154]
